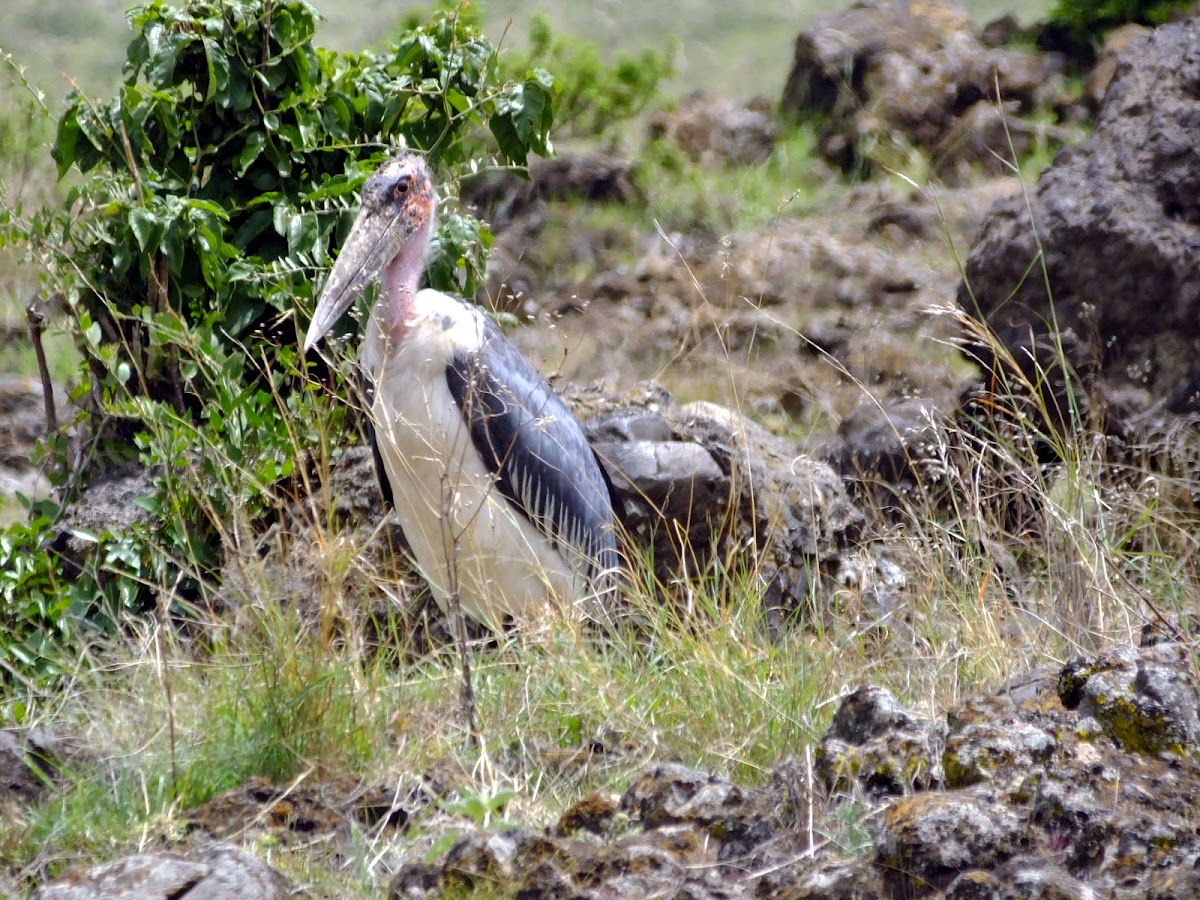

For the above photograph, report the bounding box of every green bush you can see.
[514,13,673,139]
[1046,0,1192,51]
[0,0,558,697]
[400,7,672,141]
[49,0,553,412]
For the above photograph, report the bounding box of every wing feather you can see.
[444,317,617,583]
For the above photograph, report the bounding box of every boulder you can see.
[577,383,874,621]
[619,762,776,860]
[876,791,1024,895]
[648,91,777,166]
[824,397,949,511]
[32,845,290,900]
[960,18,1200,416]
[780,0,1069,180]
[815,684,947,800]
[1059,640,1200,757]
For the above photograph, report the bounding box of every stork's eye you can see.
[394,177,411,199]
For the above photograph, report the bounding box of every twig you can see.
[452,596,480,747]
[26,298,57,434]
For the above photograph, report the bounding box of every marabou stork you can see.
[303,154,619,630]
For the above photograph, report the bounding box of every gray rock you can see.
[32,845,290,900]
[816,685,947,800]
[579,383,869,621]
[780,0,1069,179]
[619,762,776,860]
[1,729,54,806]
[764,857,885,900]
[876,791,1024,894]
[961,17,1200,416]
[944,697,1058,788]
[1059,641,1200,757]
[1,728,88,809]
[826,397,950,510]
[648,92,777,166]
[391,650,1200,898]
[945,857,1100,899]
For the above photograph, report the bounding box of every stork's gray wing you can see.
[445,317,618,582]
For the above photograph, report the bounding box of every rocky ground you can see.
[9,1,1200,897]
[14,628,1200,899]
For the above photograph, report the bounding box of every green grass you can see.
[638,125,842,236]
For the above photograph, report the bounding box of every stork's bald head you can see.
[303,154,437,351]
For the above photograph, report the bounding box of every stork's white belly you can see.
[365,293,579,628]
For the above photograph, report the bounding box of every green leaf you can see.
[51,109,82,179]
[129,207,164,253]
[203,38,233,103]
[286,211,318,257]
[144,25,182,86]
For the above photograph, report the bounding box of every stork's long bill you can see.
[303,156,436,351]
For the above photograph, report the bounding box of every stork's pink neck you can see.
[379,220,432,343]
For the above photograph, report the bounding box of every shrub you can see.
[1046,0,1192,53]
[0,0,557,695]
[513,13,673,139]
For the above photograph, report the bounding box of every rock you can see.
[960,18,1200,421]
[825,397,950,511]
[579,383,870,620]
[767,857,886,899]
[393,638,1200,898]
[648,91,777,166]
[619,763,776,860]
[0,728,75,807]
[815,685,946,800]
[461,152,642,233]
[780,0,1068,179]
[32,844,290,900]
[389,823,718,899]
[945,857,1100,899]
[437,828,543,893]
[943,696,1057,789]
[876,791,1024,894]
[931,99,1084,182]
[1059,641,1200,757]
[1082,23,1151,115]
[52,466,158,561]
[184,775,411,844]
[388,762,800,899]
[554,791,620,837]
[1147,863,1200,899]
